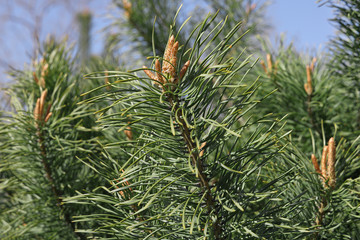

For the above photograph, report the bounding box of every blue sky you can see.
[0,0,335,83]
[267,0,334,51]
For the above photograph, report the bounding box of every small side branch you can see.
[34,89,85,239]
[142,34,222,238]
[169,96,222,239]
[304,62,322,135]
[311,137,336,239]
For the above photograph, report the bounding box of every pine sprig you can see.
[67,14,312,239]
[0,41,103,239]
[326,0,360,130]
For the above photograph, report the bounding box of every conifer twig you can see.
[304,63,320,135]
[170,96,222,238]
[313,138,337,237]
[143,35,222,238]
[33,89,85,239]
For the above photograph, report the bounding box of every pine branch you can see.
[169,95,223,238]
[34,89,86,240]
[304,61,322,136]
[142,33,223,237]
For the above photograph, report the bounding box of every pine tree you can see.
[326,0,360,130]
[0,39,104,239]
[65,14,303,239]
[0,0,359,239]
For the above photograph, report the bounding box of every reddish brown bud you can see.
[123,0,132,18]
[305,65,313,95]
[274,60,278,75]
[171,41,179,60]
[321,146,328,183]
[327,138,336,188]
[311,154,321,175]
[260,60,267,73]
[199,142,206,158]
[155,59,163,84]
[44,112,52,123]
[162,35,175,73]
[179,60,190,81]
[39,63,48,88]
[169,56,177,79]
[41,63,48,77]
[251,3,256,11]
[39,89,48,120]
[143,66,156,81]
[266,54,272,72]
[124,124,133,140]
[39,77,45,89]
[45,103,52,117]
[33,72,39,84]
[310,57,317,72]
[34,98,41,121]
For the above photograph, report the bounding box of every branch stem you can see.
[37,129,86,240]
[168,95,223,239]
[306,94,322,136]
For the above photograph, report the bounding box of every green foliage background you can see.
[0,0,359,239]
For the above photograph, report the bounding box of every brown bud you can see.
[123,0,132,18]
[143,66,156,81]
[169,56,177,79]
[45,103,52,117]
[167,35,175,50]
[155,59,163,84]
[327,138,336,188]
[179,60,190,81]
[320,146,328,184]
[246,3,256,14]
[171,41,179,60]
[311,154,321,175]
[39,89,48,120]
[304,65,313,95]
[306,65,312,84]
[44,112,52,123]
[199,142,206,158]
[39,63,48,88]
[251,3,256,11]
[273,60,278,75]
[162,35,175,73]
[115,170,133,198]
[310,57,317,72]
[33,72,39,84]
[41,63,49,77]
[34,98,41,121]
[39,77,45,89]
[304,83,312,96]
[266,54,272,72]
[260,60,267,73]
[124,125,133,140]
[113,178,125,198]
[167,41,179,78]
